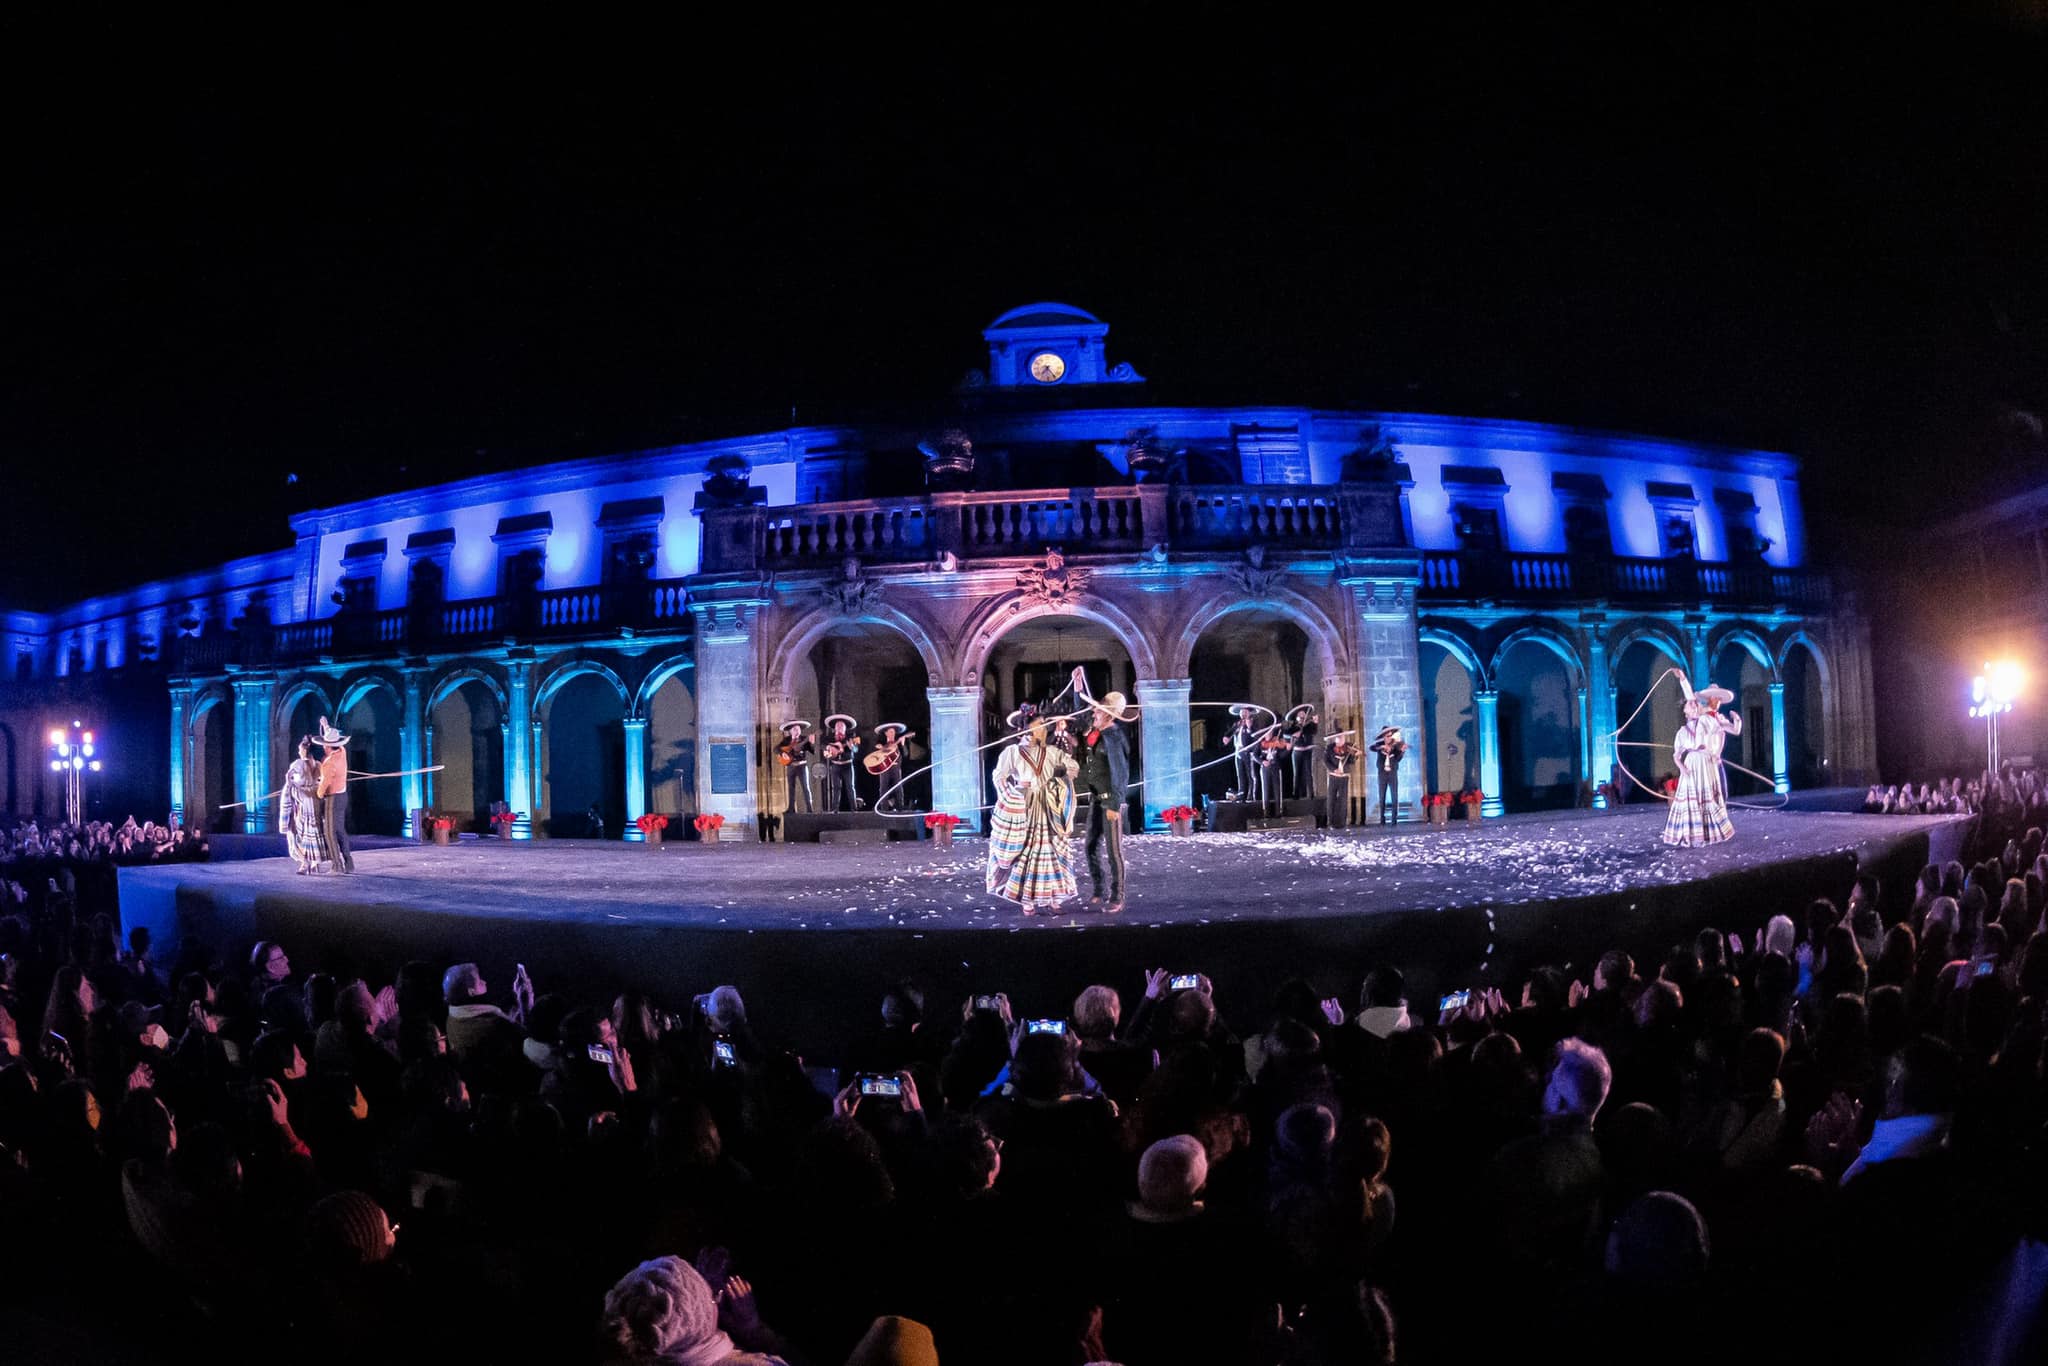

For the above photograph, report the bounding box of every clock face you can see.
[1028,351,1067,384]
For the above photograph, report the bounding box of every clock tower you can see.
[974,302,1146,389]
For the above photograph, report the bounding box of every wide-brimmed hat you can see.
[1375,724,1402,739]
[314,716,350,747]
[1286,703,1318,725]
[1005,703,1038,732]
[824,714,857,731]
[1692,684,1735,710]
[779,719,811,737]
[875,722,907,739]
[1091,691,1139,723]
[1231,702,1260,719]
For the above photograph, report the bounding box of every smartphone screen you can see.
[1169,974,1200,992]
[858,1075,902,1096]
[1439,989,1471,1012]
[587,1044,615,1065]
[1026,1018,1066,1035]
[713,1039,737,1065]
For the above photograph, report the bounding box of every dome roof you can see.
[985,302,1104,331]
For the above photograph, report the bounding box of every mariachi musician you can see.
[777,719,815,814]
[1370,724,1409,825]
[1228,704,1261,801]
[1256,724,1288,815]
[1325,730,1358,830]
[821,714,861,812]
[1284,703,1320,801]
[867,722,916,813]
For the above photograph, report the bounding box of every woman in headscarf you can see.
[985,705,1081,915]
[1662,675,1742,848]
[279,736,324,874]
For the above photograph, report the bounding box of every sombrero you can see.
[823,714,858,730]
[1091,691,1139,723]
[1692,684,1735,710]
[779,719,811,736]
[1005,703,1038,732]
[1230,702,1260,719]
[1285,703,1318,725]
[875,722,908,738]
[315,716,351,747]
[1375,724,1402,739]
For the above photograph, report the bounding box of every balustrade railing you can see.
[1172,485,1342,548]
[1420,549,1826,606]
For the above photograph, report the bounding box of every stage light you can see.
[49,728,65,745]
[1970,661,2023,773]
[51,760,63,773]
[47,719,103,824]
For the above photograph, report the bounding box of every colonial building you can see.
[0,303,1876,837]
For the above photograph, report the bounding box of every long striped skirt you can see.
[987,789,1076,912]
[1662,756,1735,847]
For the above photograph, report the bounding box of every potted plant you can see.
[1459,790,1486,821]
[636,812,669,847]
[1160,804,1198,836]
[925,812,963,848]
[429,815,457,847]
[693,812,726,843]
[489,805,523,839]
[1662,776,1679,798]
[1425,793,1451,827]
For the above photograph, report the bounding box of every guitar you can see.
[863,731,917,774]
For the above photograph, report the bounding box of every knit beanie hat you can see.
[602,1256,730,1361]
[1136,1134,1209,1213]
[844,1315,941,1366]
[306,1189,393,1268]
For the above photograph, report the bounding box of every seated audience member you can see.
[1070,982,1155,1107]
[442,961,527,1086]
[1481,1037,1610,1271]
[601,1254,795,1365]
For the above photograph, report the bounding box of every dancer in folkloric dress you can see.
[279,736,325,874]
[1662,675,1742,848]
[986,706,1081,916]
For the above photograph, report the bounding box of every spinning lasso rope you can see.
[1604,667,1788,811]
[216,764,445,811]
[870,664,1290,818]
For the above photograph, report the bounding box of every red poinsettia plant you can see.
[1662,776,1679,795]
[693,813,726,835]
[429,816,458,832]
[1459,790,1485,806]
[924,813,963,830]
[490,809,523,832]
[636,813,669,834]
[1160,805,1198,824]
[1423,793,1451,808]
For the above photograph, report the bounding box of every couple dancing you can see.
[986,671,1133,915]
[279,717,357,875]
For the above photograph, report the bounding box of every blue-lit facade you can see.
[0,304,1875,836]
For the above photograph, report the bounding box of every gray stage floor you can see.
[122,806,1965,934]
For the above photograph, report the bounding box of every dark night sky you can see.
[4,13,2045,608]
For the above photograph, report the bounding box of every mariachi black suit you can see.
[822,728,860,812]
[781,734,815,813]
[1325,739,1356,829]
[1287,717,1320,801]
[1076,723,1131,904]
[1370,735,1407,824]
[1230,717,1261,801]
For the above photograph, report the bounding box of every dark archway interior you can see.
[1783,643,1826,788]
[1495,641,1580,811]
[1613,642,1686,796]
[802,625,932,812]
[545,673,625,839]
[1713,644,1775,796]
[193,700,235,832]
[646,666,698,816]
[1189,609,1314,803]
[430,681,504,831]
[345,688,404,836]
[1418,643,1477,796]
[982,616,1136,818]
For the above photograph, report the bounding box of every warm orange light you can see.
[49,728,65,745]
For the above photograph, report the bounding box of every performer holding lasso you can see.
[1662,675,1742,848]
[986,706,1080,915]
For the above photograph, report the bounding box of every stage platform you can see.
[118,807,1972,1056]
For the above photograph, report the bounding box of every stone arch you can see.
[337,671,404,717]
[187,680,235,727]
[1417,623,1490,690]
[1712,625,1780,680]
[956,592,1159,686]
[1489,622,1587,689]
[1775,629,1832,695]
[1608,619,1691,673]
[534,655,631,721]
[428,664,508,718]
[768,604,947,700]
[631,652,697,722]
[1168,586,1349,679]
[273,677,336,740]
[186,682,237,833]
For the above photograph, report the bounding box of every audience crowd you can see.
[0,817,2044,1364]
[1864,766,2048,823]
[1,814,210,869]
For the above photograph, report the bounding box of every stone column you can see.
[1135,677,1193,830]
[1689,622,1712,693]
[1577,685,1592,794]
[232,675,276,834]
[423,724,436,811]
[926,685,983,834]
[1476,689,1505,816]
[1343,570,1426,820]
[504,658,535,839]
[691,600,764,840]
[622,718,650,840]
[400,670,426,837]
[1585,621,1615,806]
[763,689,797,816]
[168,687,188,827]
[1769,681,1791,794]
